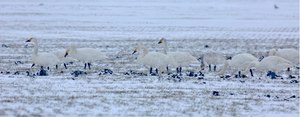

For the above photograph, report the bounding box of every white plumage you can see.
[25,37,60,70]
[158,38,200,73]
[133,44,174,75]
[268,48,299,65]
[256,56,293,73]
[53,50,77,69]
[64,46,108,69]
[201,51,228,75]
[226,53,259,77]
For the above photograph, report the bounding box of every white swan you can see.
[158,38,200,74]
[25,37,60,70]
[226,53,259,77]
[64,46,108,70]
[201,51,228,75]
[268,48,299,65]
[255,56,293,74]
[132,44,174,76]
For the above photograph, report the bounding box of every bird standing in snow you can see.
[158,38,200,74]
[64,46,108,70]
[25,37,60,71]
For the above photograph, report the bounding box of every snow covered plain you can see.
[0,0,299,116]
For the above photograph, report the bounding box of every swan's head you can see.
[64,49,70,57]
[132,48,138,54]
[258,56,264,62]
[226,55,232,60]
[25,37,36,43]
[158,38,166,44]
[64,45,77,57]
[132,43,145,54]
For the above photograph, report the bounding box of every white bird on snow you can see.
[158,38,200,74]
[64,46,108,70]
[132,43,175,76]
[25,37,60,70]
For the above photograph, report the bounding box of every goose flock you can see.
[24,37,299,79]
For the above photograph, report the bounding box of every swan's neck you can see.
[138,46,148,58]
[162,41,168,54]
[33,40,38,56]
[200,56,205,67]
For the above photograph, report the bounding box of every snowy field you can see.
[0,0,299,116]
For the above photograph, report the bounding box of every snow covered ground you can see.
[0,0,299,116]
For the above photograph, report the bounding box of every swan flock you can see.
[24,37,299,78]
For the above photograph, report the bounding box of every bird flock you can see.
[24,37,299,79]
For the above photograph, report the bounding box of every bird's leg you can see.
[250,69,254,77]
[158,66,164,81]
[84,63,87,69]
[287,67,290,72]
[150,67,153,74]
[26,71,30,76]
[209,65,211,72]
[155,68,158,74]
[238,71,241,78]
[166,66,169,73]
[200,63,205,70]
[88,63,91,70]
[30,64,35,75]
[158,72,162,81]
[179,67,182,75]
[214,65,217,72]
[176,67,179,74]
[180,67,182,73]
[56,65,58,69]
[64,63,68,69]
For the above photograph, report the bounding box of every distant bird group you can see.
[24,37,299,79]
[25,37,108,71]
[133,38,299,78]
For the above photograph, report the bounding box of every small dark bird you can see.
[1,44,9,48]
[38,67,48,76]
[274,4,279,9]
[71,70,86,77]
[204,45,209,48]
[212,91,219,96]
[267,71,277,79]
[13,71,20,75]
